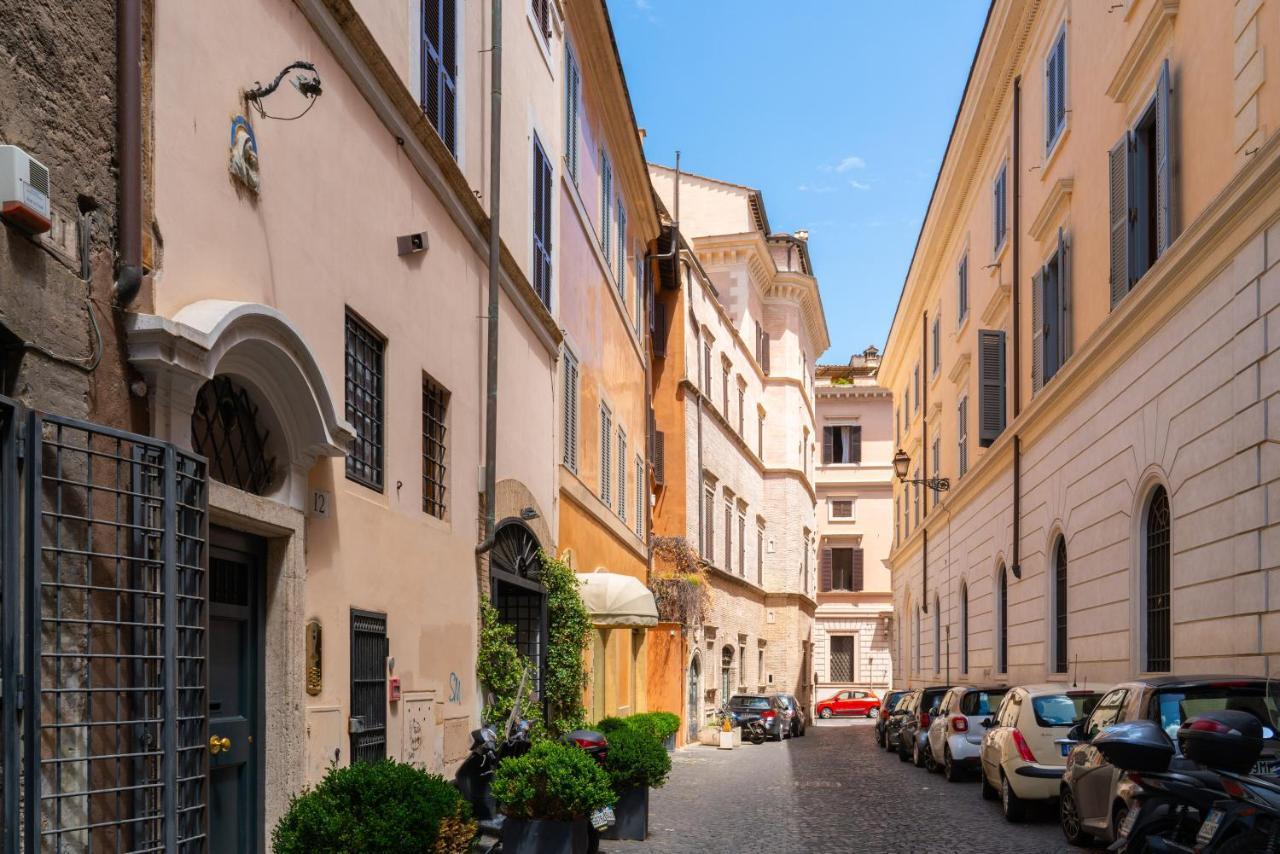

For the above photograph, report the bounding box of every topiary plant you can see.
[602,724,671,791]
[271,761,475,854]
[595,716,628,734]
[631,711,680,741]
[491,740,615,822]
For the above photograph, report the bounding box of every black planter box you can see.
[602,786,649,841]
[501,817,589,854]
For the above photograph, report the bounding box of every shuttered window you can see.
[652,430,665,486]
[931,315,941,375]
[724,498,733,573]
[737,385,745,435]
[830,636,855,683]
[993,162,1008,252]
[616,202,628,298]
[913,363,921,411]
[564,43,580,184]
[823,425,861,464]
[531,0,551,39]
[737,511,746,576]
[532,138,553,308]
[931,436,941,508]
[600,405,612,507]
[830,499,854,520]
[757,412,765,460]
[600,151,613,266]
[635,456,645,537]
[1045,26,1067,153]
[702,482,715,560]
[957,396,969,477]
[562,350,579,472]
[703,340,712,394]
[978,329,1006,448]
[618,429,627,523]
[957,254,969,325]
[652,300,668,358]
[826,547,864,592]
[635,256,644,334]
[721,363,730,416]
[421,0,457,154]
[1033,229,1072,392]
[756,525,764,584]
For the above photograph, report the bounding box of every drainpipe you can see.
[922,528,928,614]
[921,310,928,520]
[1011,77,1022,579]
[113,0,143,307]
[477,0,503,554]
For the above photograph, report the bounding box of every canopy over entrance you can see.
[575,571,659,628]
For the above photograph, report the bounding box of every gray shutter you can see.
[761,333,771,375]
[1155,58,1173,256]
[1031,266,1044,393]
[652,301,667,358]
[819,547,832,592]
[564,44,578,182]
[850,425,862,464]
[653,430,665,486]
[822,427,833,465]
[851,548,865,592]
[563,353,578,472]
[1058,228,1072,361]
[978,329,1006,448]
[1109,134,1130,309]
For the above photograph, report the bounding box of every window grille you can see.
[350,610,388,764]
[490,522,546,693]
[960,583,969,673]
[191,374,277,495]
[1054,536,1068,673]
[998,565,1008,672]
[422,375,449,518]
[345,311,385,490]
[421,0,457,153]
[1146,487,1171,671]
[830,636,854,682]
[531,0,552,38]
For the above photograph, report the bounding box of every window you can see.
[422,375,449,518]
[913,363,920,412]
[599,405,612,507]
[957,254,969,324]
[978,329,1006,447]
[737,384,745,436]
[931,436,941,508]
[1145,486,1171,672]
[562,349,579,472]
[616,202,628,297]
[959,582,969,674]
[933,597,941,673]
[1045,26,1067,153]
[758,649,764,687]
[600,150,613,267]
[1111,60,1174,308]
[912,471,920,526]
[957,396,969,477]
[997,564,1008,672]
[737,510,746,577]
[721,362,730,416]
[702,481,715,560]
[754,320,764,364]
[830,636,855,683]
[1032,229,1071,391]
[564,42,580,183]
[823,425,862,465]
[531,0,552,39]
[618,429,627,523]
[420,0,457,154]
[914,607,921,673]
[756,525,764,584]
[993,162,1008,252]
[825,547,863,592]
[1053,535,1068,673]
[901,492,909,539]
[635,455,645,538]
[931,315,941,375]
[724,498,733,572]
[1085,689,1129,738]
[720,645,734,703]
[757,411,765,459]
[634,256,644,335]
[830,499,854,520]
[531,138,553,308]
[345,311,385,490]
[703,340,712,394]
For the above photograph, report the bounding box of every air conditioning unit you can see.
[0,145,52,234]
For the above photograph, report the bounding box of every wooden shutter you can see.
[600,406,611,505]
[616,201,628,296]
[761,332,771,375]
[600,153,612,262]
[1031,266,1044,393]
[652,430,665,486]
[822,426,833,465]
[564,44,579,183]
[635,457,644,536]
[850,425,862,464]
[1109,134,1130,309]
[819,547,832,592]
[652,301,667,358]
[1155,58,1173,256]
[978,329,1006,448]
[618,431,627,522]
[851,548,865,592]
[1058,228,1072,361]
[562,352,578,471]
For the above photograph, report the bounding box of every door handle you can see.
[209,735,231,755]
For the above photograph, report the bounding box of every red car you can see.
[816,689,881,719]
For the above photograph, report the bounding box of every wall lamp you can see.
[892,448,950,492]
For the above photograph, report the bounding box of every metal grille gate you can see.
[0,397,209,853]
[349,610,388,764]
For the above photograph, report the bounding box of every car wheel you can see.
[1111,803,1129,845]
[819,707,832,719]
[981,769,999,801]
[1000,774,1027,823]
[898,740,911,762]
[866,706,879,719]
[944,746,964,782]
[924,743,939,773]
[1058,788,1090,844]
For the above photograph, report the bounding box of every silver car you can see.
[926,685,1007,781]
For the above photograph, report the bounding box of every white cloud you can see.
[848,179,871,191]
[835,155,866,173]
[797,183,835,194]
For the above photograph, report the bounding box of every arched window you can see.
[997,564,1008,673]
[933,596,941,673]
[960,582,969,674]
[721,645,735,701]
[1145,486,1171,672]
[1053,536,1069,674]
[914,606,922,673]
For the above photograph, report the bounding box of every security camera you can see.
[397,231,428,256]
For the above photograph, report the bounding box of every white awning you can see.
[575,571,659,628]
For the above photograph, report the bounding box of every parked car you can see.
[815,689,880,719]
[875,690,910,748]
[979,684,1106,822]
[896,685,952,768]
[1058,675,1280,847]
[926,684,1008,782]
[776,692,807,737]
[728,693,789,741]
[884,691,917,753]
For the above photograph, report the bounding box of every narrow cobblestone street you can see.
[609,720,1080,854]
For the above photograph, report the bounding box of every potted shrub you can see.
[628,711,681,751]
[272,760,475,853]
[491,740,614,854]
[601,724,671,841]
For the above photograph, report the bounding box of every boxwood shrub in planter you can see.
[272,760,475,853]
[491,740,614,854]
[600,724,671,841]
[627,711,681,751]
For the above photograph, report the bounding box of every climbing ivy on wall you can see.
[477,600,541,731]
[540,550,591,737]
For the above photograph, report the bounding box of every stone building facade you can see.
[883,0,1280,691]
[813,349,894,701]
[648,166,828,738]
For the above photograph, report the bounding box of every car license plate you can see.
[590,806,615,830]
[1197,809,1223,845]
[1060,742,1071,757]
[1118,806,1139,839]
[1253,759,1278,776]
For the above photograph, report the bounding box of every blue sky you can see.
[609,0,991,362]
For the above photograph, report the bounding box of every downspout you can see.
[477,0,503,554]
[921,311,928,612]
[1011,76,1022,578]
[113,0,143,307]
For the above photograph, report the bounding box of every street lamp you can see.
[892,448,950,492]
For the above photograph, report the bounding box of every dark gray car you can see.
[776,692,807,737]
[728,694,788,740]
[896,685,952,768]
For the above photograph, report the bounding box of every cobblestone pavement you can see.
[607,719,1086,854]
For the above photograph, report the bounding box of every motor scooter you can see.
[1175,710,1280,852]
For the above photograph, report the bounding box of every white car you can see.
[926,685,1008,781]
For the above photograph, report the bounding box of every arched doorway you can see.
[687,653,701,742]
[489,520,547,694]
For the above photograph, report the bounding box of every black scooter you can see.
[1178,711,1280,852]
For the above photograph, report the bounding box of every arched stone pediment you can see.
[129,300,355,510]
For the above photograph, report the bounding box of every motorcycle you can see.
[1177,710,1280,852]
[715,702,766,744]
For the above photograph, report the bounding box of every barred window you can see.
[345,310,385,490]
[830,636,854,683]
[422,374,449,518]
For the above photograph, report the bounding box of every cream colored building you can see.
[648,166,828,736]
[884,0,1280,690]
[813,348,894,700]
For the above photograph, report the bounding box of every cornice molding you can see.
[1106,0,1179,103]
[980,280,1012,327]
[1028,177,1074,241]
[948,350,972,385]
